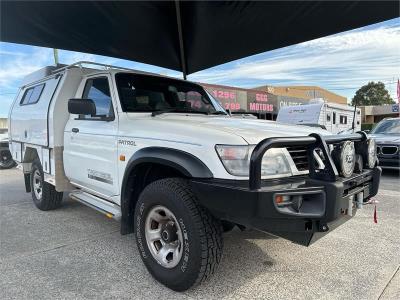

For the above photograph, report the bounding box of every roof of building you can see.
[360,104,400,116]
[252,85,347,104]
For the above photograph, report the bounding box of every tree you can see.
[351,81,394,106]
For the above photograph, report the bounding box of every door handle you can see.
[72,128,79,133]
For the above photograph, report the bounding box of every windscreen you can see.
[371,119,400,134]
[115,73,225,115]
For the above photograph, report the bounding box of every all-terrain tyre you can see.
[134,178,223,291]
[31,159,63,210]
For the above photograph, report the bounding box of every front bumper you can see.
[377,144,400,170]
[192,132,382,246]
[191,167,380,246]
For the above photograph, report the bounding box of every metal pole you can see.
[53,48,59,65]
[175,0,187,80]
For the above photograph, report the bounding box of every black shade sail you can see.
[1,1,398,76]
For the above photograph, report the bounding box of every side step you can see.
[69,191,121,221]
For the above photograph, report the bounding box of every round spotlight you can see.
[334,141,355,178]
[366,138,377,168]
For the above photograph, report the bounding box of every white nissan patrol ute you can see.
[8,62,381,291]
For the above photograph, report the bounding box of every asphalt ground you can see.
[0,168,399,300]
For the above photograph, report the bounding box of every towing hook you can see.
[319,224,329,232]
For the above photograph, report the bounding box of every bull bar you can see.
[249,132,369,190]
[191,131,380,246]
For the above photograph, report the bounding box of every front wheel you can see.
[134,178,223,291]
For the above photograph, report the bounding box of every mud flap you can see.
[24,173,31,192]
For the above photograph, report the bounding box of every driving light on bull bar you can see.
[366,138,377,168]
[215,145,291,178]
[332,141,356,178]
[355,138,377,169]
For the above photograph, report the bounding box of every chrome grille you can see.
[287,146,309,171]
[380,145,398,155]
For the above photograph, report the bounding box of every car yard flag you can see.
[397,79,400,103]
[397,79,400,116]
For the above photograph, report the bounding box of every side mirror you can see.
[364,130,370,134]
[68,98,96,115]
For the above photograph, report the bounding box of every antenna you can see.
[352,100,357,132]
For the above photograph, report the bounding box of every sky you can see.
[0,18,399,117]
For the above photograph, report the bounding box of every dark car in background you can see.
[369,118,400,171]
[0,128,16,170]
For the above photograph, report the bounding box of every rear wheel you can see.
[31,159,63,210]
[134,178,223,291]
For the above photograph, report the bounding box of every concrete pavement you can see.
[0,168,399,299]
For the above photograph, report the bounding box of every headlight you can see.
[332,141,355,178]
[215,145,252,176]
[260,149,291,177]
[215,145,292,178]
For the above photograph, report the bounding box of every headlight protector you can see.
[215,145,292,178]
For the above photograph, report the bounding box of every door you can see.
[325,108,332,132]
[64,75,119,198]
[332,111,338,133]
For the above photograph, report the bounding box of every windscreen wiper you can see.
[152,109,211,117]
[210,111,228,115]
[151,108,178,117]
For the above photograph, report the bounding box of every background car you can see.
[369,117,400,171]
[0,128,16,170]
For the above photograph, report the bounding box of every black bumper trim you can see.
[191,167,381,247]
[377,155,400,169]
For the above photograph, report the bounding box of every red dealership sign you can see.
[248,91,274,112]
[201,83,279,113]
